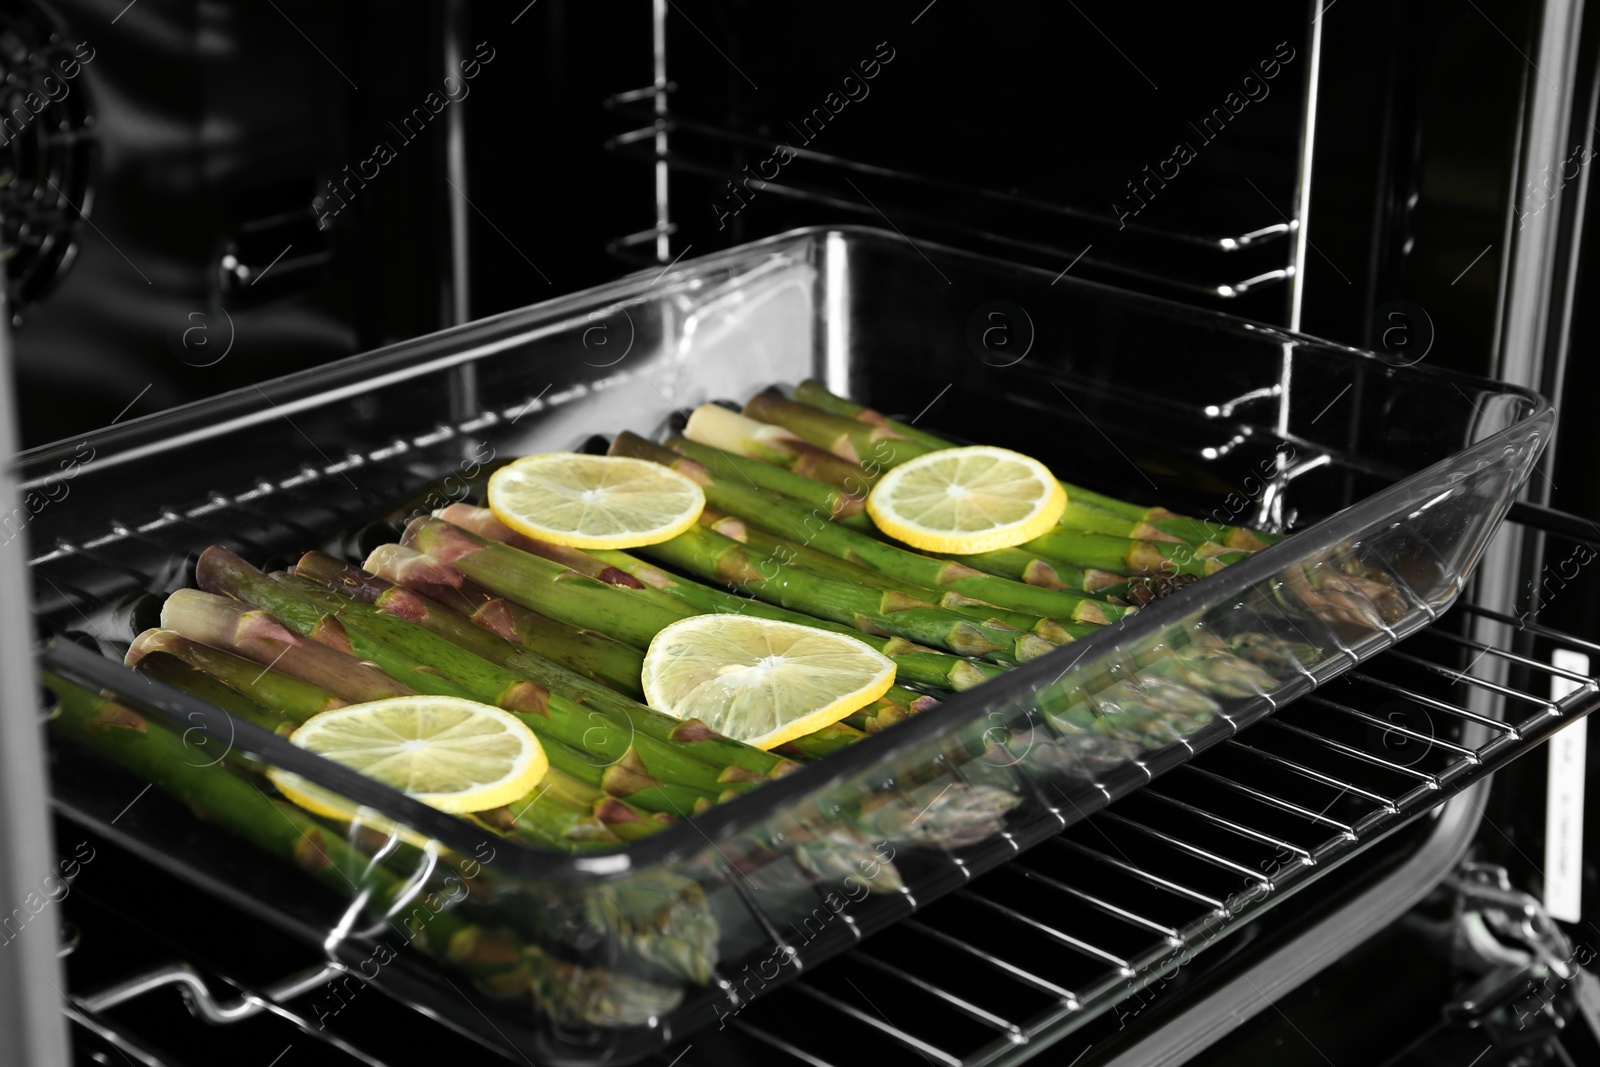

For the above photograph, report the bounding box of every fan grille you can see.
[0,0,92,310]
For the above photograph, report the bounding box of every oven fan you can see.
[0,0,92,313]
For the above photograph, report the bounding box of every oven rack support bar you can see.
[76,960,343,1026]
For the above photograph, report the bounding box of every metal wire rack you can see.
[602,90,1296,306]
[48,505,1600,1067]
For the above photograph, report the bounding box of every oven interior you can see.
[10,0,1600,1064]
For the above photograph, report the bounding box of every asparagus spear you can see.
[130,649,297,737]
[681,448,1131,601]
[139,647,633,852]
[510,870,721,985]
[743,393,933,468]
[46,674,688,1024]
[667,435,870,527]
[399,520,693,648]
[197,547,725,813]
[682,403,877,491]
[524,769,674,842]
[703,510,1086,640]
[933,543,1129,599]
[127,629,346,722]
[408,516,1004,693]
[436,500,1046,660]
[634,522,1058,663]
[293,551,791,783]
[790,379,1280,551]
[431,504,731,626]
[845,700,908,734]
[706,820,904,894]
[266,567,758,797]
[789,380,950,448]
[161,589,415,703]
[1023,527,1246,578]
[363,544,647,699]
[198,547,539,710]
[771,721,868,760]
[610,431,1131,624]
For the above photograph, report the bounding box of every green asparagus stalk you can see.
[610,431,1131,624]
[438,500,1045,661]
[743,393,936,469]
[789,380,951,448]
[198,547,540,710]
[633,521,1058,663]
[771,721,868,760]
[704,819,904,894]
[46,674,687,1024]
[408,516,1004,693]
[790,379,1280,550]
[880,686,939,714]
[293,551,792,783]
[364,543,647,699]
[467,780,626,852]
[400,519,694,648]
[845,700,908,734]
[667,436,871,526]
[502,869,720,985]
[1023,527,1246,578]
[127,629,346,722]
[196,547,724,813]
[524,769,675,841]
[1124,571,1200,606]
[1059,498,1267,555]
[532,733,716,817]
[849,778,1022,850]
[1058,499,1185,545]
[130,650,297,737]
[267,567,760,797]
[137,646,632,852]
[682,403,878,491]
[160,589,415,703]
[703,510,1087,640]
[934,544,1130,599]
[682,450,1130,601]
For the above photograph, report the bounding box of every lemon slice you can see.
[267,696,547,817]
[866,445,1067,554]
[641,616,896,750]
[486,453,705,549]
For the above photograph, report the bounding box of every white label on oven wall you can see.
[1544,648,1591,924]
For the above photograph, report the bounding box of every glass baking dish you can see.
[31,227,1550,1064]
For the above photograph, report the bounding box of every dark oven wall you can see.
[6,0,1317,451]
[1,0,648,450]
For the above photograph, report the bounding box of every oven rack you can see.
[602,91,1295,307]
[51,507,1600,1067]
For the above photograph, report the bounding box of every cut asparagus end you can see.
[292,551,388,604]
[365,542,471,596]
[683,403,801,464]
[124,627,182,667]
[127,628,347,721]
[160,587,412,703]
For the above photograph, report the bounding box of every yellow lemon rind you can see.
[268,698,548,817]
[866,447,1067,555]
[487,453,706,550]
